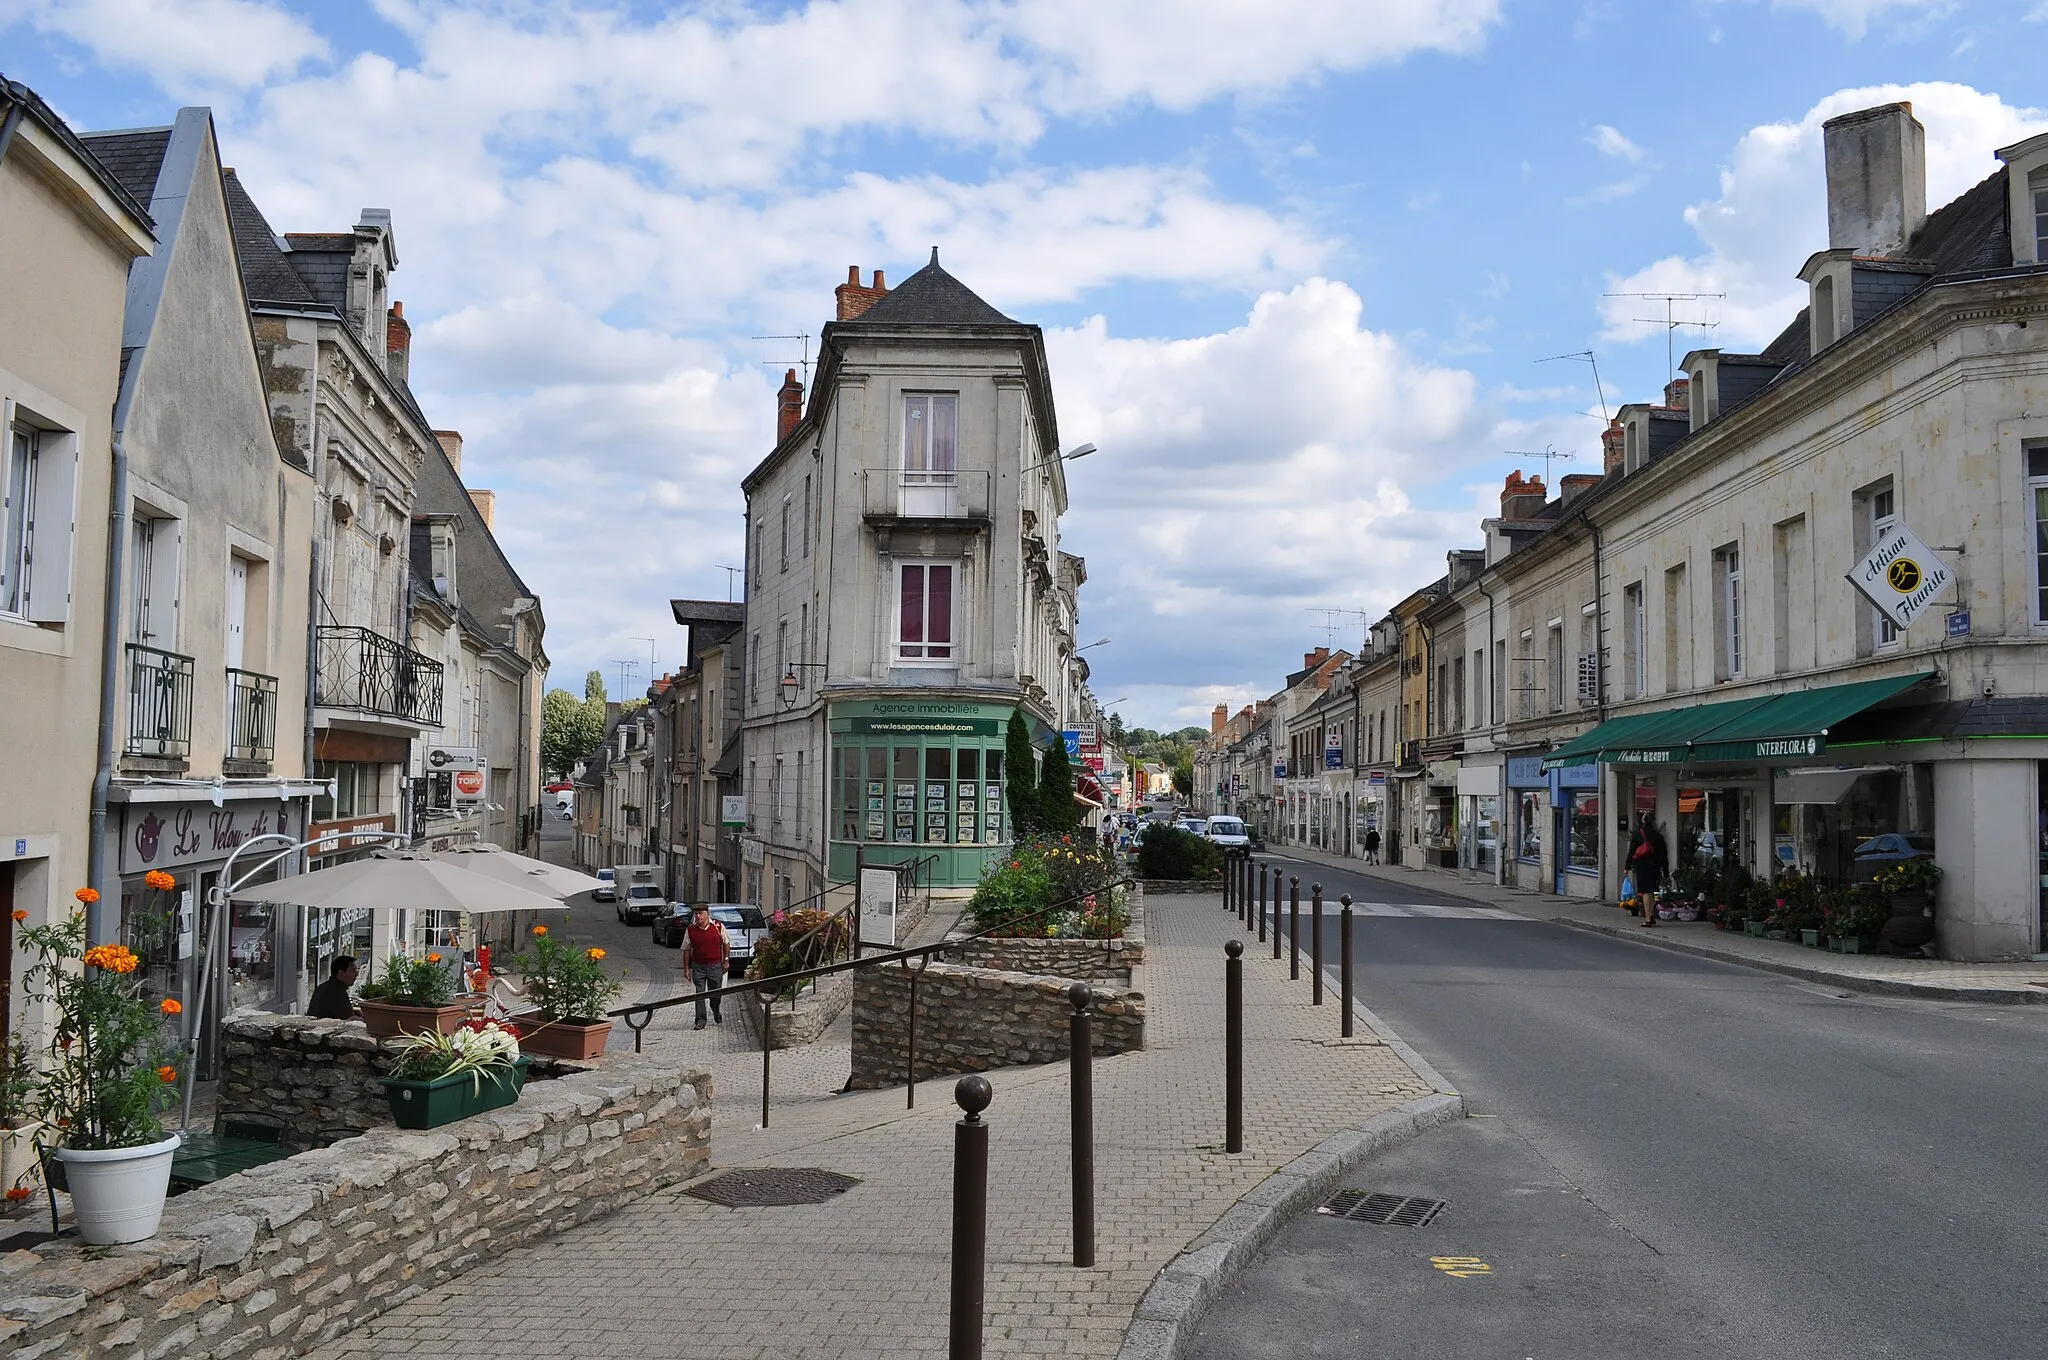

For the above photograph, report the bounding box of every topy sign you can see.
[1846,520,1954,631]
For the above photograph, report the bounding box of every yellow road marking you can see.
[1430,1255,1493,1279]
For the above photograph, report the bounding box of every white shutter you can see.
[26,430,78,623]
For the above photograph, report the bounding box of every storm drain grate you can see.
[1316,1190,1447,1227]
[684,1168,862,1207]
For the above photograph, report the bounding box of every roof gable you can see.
[77,127,171,207]
[844,251,1015,327]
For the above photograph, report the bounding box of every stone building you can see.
[737,256,1086,906]
[655,599,746,902]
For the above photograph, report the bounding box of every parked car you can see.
[591,867,617,902]
[1203,816,1252,856]
[1852,833,1935,876]
[617,876,666,925]
[653,902,767,976]
[1176,818,1208,836]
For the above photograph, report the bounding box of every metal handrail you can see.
[124,643,194,759]
[225,666,278,762]
[313,625,445,726]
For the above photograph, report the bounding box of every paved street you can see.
[1188,852,2048,1359]
[306,889,1437,1360]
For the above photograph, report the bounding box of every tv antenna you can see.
[610,658,641,703]
[627,636,658,683]
[1305,607,1370,652]
[752,333,813,385]
[1600,292,1725,378]
[715,565,743,602]
[1536,349,1611,423]
[1505,445,1575,484]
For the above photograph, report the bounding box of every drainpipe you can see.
[1589,519,1607,722]
[1477,581,1498,726]
[305,536,322,779]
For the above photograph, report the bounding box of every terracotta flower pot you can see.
[512,1014,614,1060]
[358,999,469,1038]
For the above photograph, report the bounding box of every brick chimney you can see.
[468,489,495,530]
[1661,376,1690,411]
[1559,473,1602,506]
[1499,470,1547,520]
[434,429,463,473]
[1211,703,1228,734]
[777,369,804,444]
[1601,420,1626,475]
[386,301,411,386]
[1303,646,1331,672]
[835,266,888,321]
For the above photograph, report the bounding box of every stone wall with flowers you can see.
[215,1013,594,1144]
[942,885,1145,982]
[0,1057,709,1358]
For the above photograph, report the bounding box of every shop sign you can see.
[1274,759,1288,779]
[1507,756,1548,788]
[1324,731,1344,769]
[852,716,1000,737]
[1085,752,1106,772]
[307,812,393,860]
[1062,730,1082,757]
[1607,748,1678,765]
[1754,736,1820,759]
[1846,520,1954,630]
[123,801,308,876]
[1549,762,1599,791]
[742,837,765,866]
[1073,721,1097,748]
[1426,760,1459,785]
[1367,770,1387,787]
[721,795,747,827]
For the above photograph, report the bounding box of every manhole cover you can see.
[1316,1190,1446,1227]
[684,1168,862,1207]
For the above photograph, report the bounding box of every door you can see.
[225,557,247,671]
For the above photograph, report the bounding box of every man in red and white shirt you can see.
[680,904,730,1029]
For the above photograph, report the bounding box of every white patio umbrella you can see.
[431,843,604,899]
[228,850,569,914]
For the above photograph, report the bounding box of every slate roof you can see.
[1,76,154,231]
[844,251,1016,327]
[1907,168,2010,275]
[220,169,320,307]
[77,127,171,207]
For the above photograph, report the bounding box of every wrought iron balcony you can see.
[314,626,444,727]
[125,643,194,760]
[226,667,279,763]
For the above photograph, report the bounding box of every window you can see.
[1624,582,1645,699]
[1664,564,1687,693]
[749,633,760,705]
[771,755,783,828]
[2032,168,2048,262]
[779,496,790,571]
[1547,623,1564,712]
[801,476,811,557]
[902,394,958,483]
[750,520,762,590]
[2,417,77,623]
[2030,445,2048,624]
[1492,640,1505,722]
[1871,486,1898,647]
[1714,545,1743,680]
[896,562,954,661]
[128,513,180,646]
[1814,275,1837,349]
[1452,656,1465,730]
[1624,422,1639,473]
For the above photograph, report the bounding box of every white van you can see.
[1204,816,1251,854]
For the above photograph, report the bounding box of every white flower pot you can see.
[54,1134,180,1244]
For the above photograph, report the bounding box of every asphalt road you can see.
[1188,853,2048,1360]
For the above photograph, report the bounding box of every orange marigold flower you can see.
[160,998,182,1015]
[157,1065,177,1084]
[586,947,605,961]
[74,887,100,904]
[427,952,443,964]
[3,1187,29,1202]
[532,925,547,937]
[143,869,176,891]
[82,944,140,974]
[9,909,23,923]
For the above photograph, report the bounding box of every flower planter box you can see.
[1763,929,1788,941]
[1743,921,1767,937]
[1838,936,1865,954]
[381,1057,531,1130]
[1800,928,1822,947]
[358,999,469,1039]
[512,1014,614,1061]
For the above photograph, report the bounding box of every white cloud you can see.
[9,0,326,93]
[1588,124,1645,161]
[1706,0,1954,38]
[1601,82,2048,350]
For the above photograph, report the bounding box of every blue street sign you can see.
[1946,610,1971,638]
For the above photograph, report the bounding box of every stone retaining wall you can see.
[0,1058,709,1359]
[217,1014,593,1144]
[848,964,1143,1088]
[742,874,939,1050]
[941,936,1139,982]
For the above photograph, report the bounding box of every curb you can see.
[1114,1093,1463,1360]
[1115,946,1464,1360]
[1553,916,2048,1005]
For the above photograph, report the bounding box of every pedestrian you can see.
[680,904,729,1029]
[307,955,358,1020]
[1634,814,1668,926]
[1363,825,1381,866]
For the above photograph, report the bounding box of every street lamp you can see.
[779,662,828,710]
[1021,442,1097,473]
[1075,637,1110,653]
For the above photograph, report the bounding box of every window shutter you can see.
[27,431,78,623]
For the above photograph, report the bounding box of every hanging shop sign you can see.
[1846,520,1954,631]
[721,795,747,828]
[1324,731,1344,769]
[122,800,308,877]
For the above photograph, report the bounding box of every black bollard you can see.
[1339,894,1355,1038]
[1311,884,1324,1005]
[757,981,778,1128]
[1257,862,1267,944]
[1267,862,1280,959]
[950,1075,993,1360]
[1068,983,1095,1269]
[1289,875,1301,981]
[1243,858,1254,934]
[1224,940,1243,1154]
[1224,849,1235,916]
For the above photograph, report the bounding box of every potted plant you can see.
[16,892,184,1244]
[380,1019,528,1129]
[355,950,467,1038]
[1878,857,1941,951]
[511,925,622,1060]
[0,1028,42,1206]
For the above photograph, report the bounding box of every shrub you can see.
[967,835,1121,936]
[751,908,851,987]
[357,951,456,1008]
[514,925,622,1022]
[1136,824,1220,880]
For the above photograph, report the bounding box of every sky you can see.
[5,0,2045,733]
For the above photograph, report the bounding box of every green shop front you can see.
[828,698,1025,887]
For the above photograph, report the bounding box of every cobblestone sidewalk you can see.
[1272,843,2048,1000]
[307,894,1438,1360]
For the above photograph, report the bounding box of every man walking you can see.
[1363,825,1381,866]
[680,904,730,1029]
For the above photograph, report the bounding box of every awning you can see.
[1771,769,1867,805]
[1542,672,1934,770]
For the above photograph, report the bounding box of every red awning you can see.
[1074,772,1105,808]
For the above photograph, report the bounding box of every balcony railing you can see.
[315,626,444,727]
[861,469,992,523]
[125,643,194,760]
[226,667,279,763]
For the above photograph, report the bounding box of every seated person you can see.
[306,955,359,1020]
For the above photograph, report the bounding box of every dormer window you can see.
[1813,275,1837,349]
[2032,168,2048,261]
[1995,132,2048,267]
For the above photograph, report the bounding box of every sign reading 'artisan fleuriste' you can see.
[1847,520,1954,631]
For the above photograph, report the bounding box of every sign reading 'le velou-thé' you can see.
[1847,521,1955,631]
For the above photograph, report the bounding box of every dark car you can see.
[1852,833,1934,877]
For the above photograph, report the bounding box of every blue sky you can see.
[5,0,2044,731]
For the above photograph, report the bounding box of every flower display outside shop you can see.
[514,925,623,1023]
[967,834,1127,937]
[386,1018,523,1089]
[356,951,458,1008]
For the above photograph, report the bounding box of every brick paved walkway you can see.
[308,894,1436,1360]
[1273,843,2048,998]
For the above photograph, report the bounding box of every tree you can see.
[1171,753,1194,797]
[542,669,611,778]
[1004,709,1041,836]
[584,670,606,704]
[1037,737,1079,834]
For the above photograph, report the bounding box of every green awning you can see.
[1540,672,1934,770]
[1687,671,1933,763]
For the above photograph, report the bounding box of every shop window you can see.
[897,562,955,661]
[1516,792,1542,862]
[1565,791,1600,873]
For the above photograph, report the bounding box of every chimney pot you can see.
[835,264,890,321]
[1823,102,1926,256]
[385,302,412,387]
[777,368,804,443]
[872,269,884,289]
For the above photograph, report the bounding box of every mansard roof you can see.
[843,251,1016,327]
